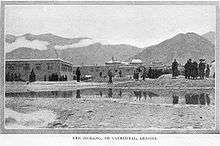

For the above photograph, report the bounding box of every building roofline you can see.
[5,58,73,65]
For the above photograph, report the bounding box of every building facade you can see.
[5,59,73,81]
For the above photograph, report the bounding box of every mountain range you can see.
[5,31,215,65]
[130,31,215,65]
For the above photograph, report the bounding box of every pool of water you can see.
[5,88,215,106]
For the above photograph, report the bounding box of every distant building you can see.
[5,58,73,81]
[130,59,143,66]
[105,57,121,67]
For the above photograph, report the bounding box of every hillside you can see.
[5,33,143,65]
[131,32,215,65]
[202,31,215,45]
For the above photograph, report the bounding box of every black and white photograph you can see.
[0,1,219,135]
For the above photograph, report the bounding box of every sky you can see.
[5,5,216,50]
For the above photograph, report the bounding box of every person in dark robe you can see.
[172,59,179,78]
[99,72,102,77]
[148,67,153,79]
[119,70,122,77]
[184,59,192,79]
[142,69,147,81]
[76,90,81,98]
[205,64,210,78]
[76,67,81,82]
[192,61,198,79]
[198,60,206,79]
[108,69,113,84]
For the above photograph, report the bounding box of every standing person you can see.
[142,69,147,81]
[184,59,192,79]
[198,59,206,79]
[119,70,122,77]
[76,67,81,82]
[136,69,139,81]
[108,69,113,84]
[192,61,198,79]
[172,59,179,78]
[205,64,210,78]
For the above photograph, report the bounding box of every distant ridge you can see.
[130,32,215,65]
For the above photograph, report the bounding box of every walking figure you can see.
[76,67,81,82]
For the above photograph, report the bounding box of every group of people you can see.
[172,58,210,79]
[184,59,210,79]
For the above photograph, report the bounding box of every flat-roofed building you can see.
[5,58,73,81]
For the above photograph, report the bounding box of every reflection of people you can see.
[76,67,81,82]
[99,91,103,97]
[118,90,122,97]
[76,90,81,98]
[172,95,179,104]
[199,93,206,105]
[206,94,210,105]
[172,59,179,78]
[108,88,113,98]
[133,91,142,101]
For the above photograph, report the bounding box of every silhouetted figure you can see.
[134,91,142,101]
[192,61,198,79]
[199,93,206,105]
[206,94,210,105]
[147,67,153,79]
[143,91,147,100]
[76,90,81,98]
[108,69,113,84]
[172,95,179,104]
[198,59,206,79]
[119,70,122,77]
[184,59,192,79]
[99,72,102,77]
[76,67,81,82]
[108,88,113,98]
[172,59,179,78]
[29,69,36,82]
[142,69,147,81]
[118,90,122,97]
[205,64,210,78]
[99,91,103,97]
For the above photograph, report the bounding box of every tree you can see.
[29,69,36,82]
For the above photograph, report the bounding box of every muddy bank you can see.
[5,96,215,129]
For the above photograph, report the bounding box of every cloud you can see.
[54,39,97,49]
[5,36,49,52]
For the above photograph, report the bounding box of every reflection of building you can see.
[5,58,73,81]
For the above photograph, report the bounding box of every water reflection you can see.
[185,93,210,105]
[76,90,81,98]
[172,95,179,104]
[108,88,113,98]
[5,88,213,106]
[133,91,142,101]
[118,90,122,97]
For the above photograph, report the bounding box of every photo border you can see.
[0,1,219,134]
